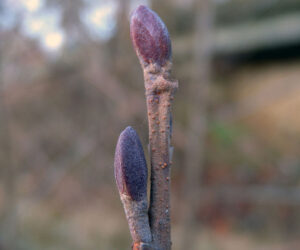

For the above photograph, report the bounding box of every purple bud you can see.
[114,126,148,201]
[130,5,171,67]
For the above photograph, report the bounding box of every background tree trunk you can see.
[0,49,18,250]
[180,0,215,249]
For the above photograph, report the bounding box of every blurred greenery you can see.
[0,0,300,249]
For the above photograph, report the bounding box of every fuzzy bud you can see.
[114,126,148,201]
[130,5,171,67]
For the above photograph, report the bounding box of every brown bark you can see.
[144,63,178,249]
[126,5,178,249]
[121,195,152,246]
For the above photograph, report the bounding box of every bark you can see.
[121,194,152,245]
[130,5,178,249]
[144,63,178,250]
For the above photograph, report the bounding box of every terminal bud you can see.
[130,5,172,67]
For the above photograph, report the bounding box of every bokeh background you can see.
[1,0,300,249]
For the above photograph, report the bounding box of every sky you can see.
[0,0,149,53]
[0,0,234,54]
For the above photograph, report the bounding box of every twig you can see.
[130,6,178,250]
[114,5,177,250]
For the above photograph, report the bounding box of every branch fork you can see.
[114,5,178,250]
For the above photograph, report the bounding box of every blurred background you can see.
[1,0,300,249]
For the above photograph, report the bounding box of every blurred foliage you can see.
[0,0,300,249]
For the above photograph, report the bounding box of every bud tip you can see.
[130,5,171,67]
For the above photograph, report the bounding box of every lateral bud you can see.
[114,126,152,244]
[114,126,148,201]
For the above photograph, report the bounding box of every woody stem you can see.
[143,63,178,250]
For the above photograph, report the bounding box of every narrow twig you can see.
[130,6,178,249]
[114,5,177,249]
[114,127,152,248]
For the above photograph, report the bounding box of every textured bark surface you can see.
[143,63,177,250]
[133,242,154,250]
[121,194,152,245]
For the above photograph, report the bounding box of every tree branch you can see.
[130,5,178,249]
[114,5,178,249]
